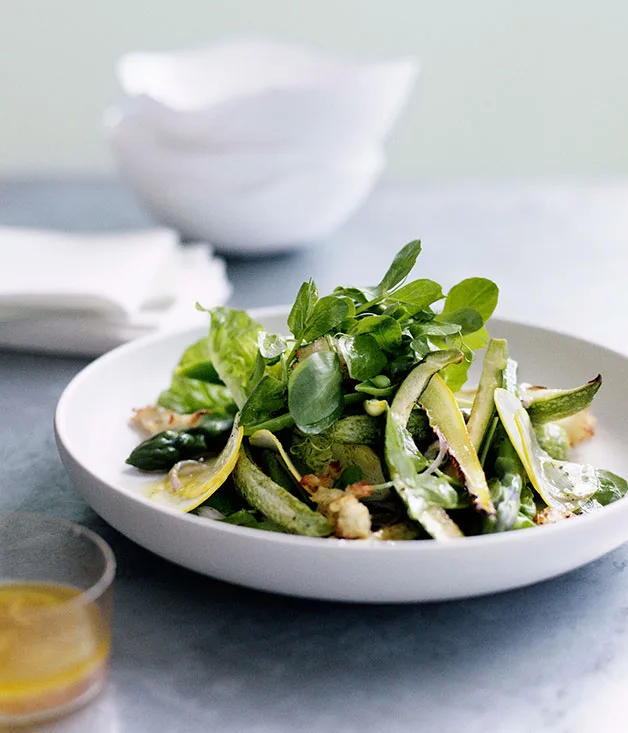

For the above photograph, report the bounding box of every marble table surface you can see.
[2,178,628,733]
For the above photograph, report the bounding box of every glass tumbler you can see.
[0,513,115,726]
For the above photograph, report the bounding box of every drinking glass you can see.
[0,513,116,725]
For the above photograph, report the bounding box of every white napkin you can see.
[0,227,231,356]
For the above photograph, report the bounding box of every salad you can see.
[126,240,627,540]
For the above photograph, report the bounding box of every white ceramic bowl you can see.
[116,40,418,150]
[107,112,385,254]
[55,308,628,603]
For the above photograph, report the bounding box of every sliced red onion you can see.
[423,432,448,476]
[168,460,204,493]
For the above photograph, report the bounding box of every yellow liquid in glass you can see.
[0,582,110,720]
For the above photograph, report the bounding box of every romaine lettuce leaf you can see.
[157,375,236,415]
[174,337,221,383]
[206,306,265,409]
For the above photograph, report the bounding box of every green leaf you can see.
[518,485,537,519]
[376,240,422,294]
[588,470,628,507]
[337,333,387,381]
[173,337,221,383]
[392,278,443,309]
[385,418,429,483]
[196,481,247,516]
[463,326,490,351]
[249,351,266,391]
[288,279,318,340]
[431,323,489,392]
[338,316,358,334]
[438,307,484,335]
[410,336,431,360]
[409,310,438,325]
[444,278,499,322]
[387,353,417,383]
[157,376,237,415]
[339,296,357,318]
[240,375,288,428]
[221,509,286,533]
[415,321,462,337]
[288,351,345,434]
[302,295,350,342]
[380,303,410,322]
[257,332,287,362]
[333,286,377,305]
[438,351,473,393]
[355,315,403,350]
[483,474,523,533]
[207,306,264,409]
[482,439,526,533]
[418,474,469,509]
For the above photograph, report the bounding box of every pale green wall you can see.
[1,1,627,178]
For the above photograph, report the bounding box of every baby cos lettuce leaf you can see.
[157,376,236,415]
[173,337,221,383]
[157,332,236,414]
[206,306,265,409]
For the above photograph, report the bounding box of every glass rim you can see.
[0,512,116,613]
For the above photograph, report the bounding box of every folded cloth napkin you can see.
[0,227,231,356]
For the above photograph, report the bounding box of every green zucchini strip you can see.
[523,376,601,423]
[248,429,302,482]
[495,388,610,513]
[466,338,508,451]
[386,350,465,540]
[233,447,333,537]
[420,375,495,516]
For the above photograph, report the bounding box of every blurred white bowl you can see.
[107,111,385,254]
[115,39,418,150]
[107,109,375,189]
[107,40,418,254]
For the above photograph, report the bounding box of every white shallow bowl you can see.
[55,308,628,603]
[116,40,418,149]
[107,116,384,253]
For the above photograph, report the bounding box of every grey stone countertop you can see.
[2,178,628,733]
